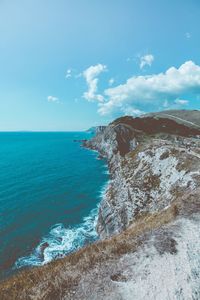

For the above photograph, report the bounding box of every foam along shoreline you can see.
[1,111,200,299]
[14,180,109,271]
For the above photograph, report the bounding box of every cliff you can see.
[86,126,106,134]
[84,112,200,238]
[1,110,200,299]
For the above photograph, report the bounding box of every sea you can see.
[0,132,109,279]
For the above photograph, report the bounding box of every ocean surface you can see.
[0,132,109,279]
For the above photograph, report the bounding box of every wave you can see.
[14,182,109,269]
[101,164,110,175]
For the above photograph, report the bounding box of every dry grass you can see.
[170,148,180,156]
[143,173,161,191]
[159,150,170,160]
[127,144,143,160]
[1,191,197,300]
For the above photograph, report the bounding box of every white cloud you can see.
[163,100,169,108]
[47,96,60,103]
[140,54,154,69]
[98,61,200,116]
[175,99,189,105]
[186,32,191,39]
[66,69,72,79]
[83,64,107,102]
[122,106,145,116]
[109,78,115,86]
[65,68,82,79]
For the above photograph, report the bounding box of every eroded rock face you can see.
[1,112,200,300]
[84,116,200,238]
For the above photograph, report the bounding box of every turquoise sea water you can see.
[0,132,108,279]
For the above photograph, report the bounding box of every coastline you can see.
[1,111,200,299]
[0,132,109,282]
[83,114,200,238]
[13,151,110,275]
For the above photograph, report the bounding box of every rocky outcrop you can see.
[86,126,106,135]
[84,114,200,238]
[1,111,200,300]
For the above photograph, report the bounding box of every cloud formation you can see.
[98,61,200,116]
[140,54,154,69]
[66,69,72,78]
[83,64,107,102]
[47,96,60,103]
[175,99,189,105]
[109,78,115,86]
[185,32,191,39]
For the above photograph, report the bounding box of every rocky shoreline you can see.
[1,110,200,299]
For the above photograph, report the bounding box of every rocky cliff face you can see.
[86,126,106,135]
[1,111,200,300]
[84,115,200,238]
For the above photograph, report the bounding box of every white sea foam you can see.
[14,206,98,268]
[101,164,110,175]
[14,181,109,269]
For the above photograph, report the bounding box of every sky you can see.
[0,0,200,131]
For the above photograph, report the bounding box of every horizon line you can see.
[0,130,90,133]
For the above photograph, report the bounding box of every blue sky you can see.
[0,0,200,131]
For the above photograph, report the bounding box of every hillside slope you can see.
[145,109,200,129]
